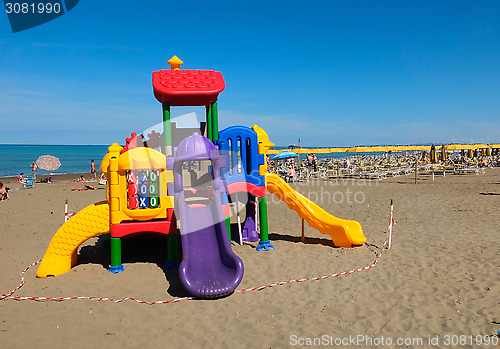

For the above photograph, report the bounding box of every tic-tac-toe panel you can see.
[127,169,161,210]
[109,147,174,223]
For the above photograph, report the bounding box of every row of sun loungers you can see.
[269,154,495,182]
[454,166,485,175]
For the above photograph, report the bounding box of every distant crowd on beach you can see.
[1,159,107,202]
[268,148,500,182]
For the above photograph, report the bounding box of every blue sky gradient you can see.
[1,0,499,146]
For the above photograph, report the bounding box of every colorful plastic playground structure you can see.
[36,56,366,299]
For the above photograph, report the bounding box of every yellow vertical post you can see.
[107,143,123,270]
[108,143,123,224]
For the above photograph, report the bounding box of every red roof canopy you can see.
[152,69,225,106]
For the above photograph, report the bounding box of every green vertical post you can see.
[256,196,274,251]
[162,102,172,154]
[167,234,177,264]
[259,196,269,242]
[225,217,231,242]
[206,105,212,142]
[163,101,177,265]
[110,237,122,267]
[211,101,219,141]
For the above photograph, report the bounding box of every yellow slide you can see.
[265,174,366,247]
[37,201,110,278]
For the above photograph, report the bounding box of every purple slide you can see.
[172,133,244,298]
[177,202,244,298]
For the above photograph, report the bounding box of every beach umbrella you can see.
[326,147,347,153]
[36,155,61,171]
[489,144,500,150]
[267,149,281,154]
[445,144,464,150]
[271,150,298,160]
[365,146,383,158]
[440,145,446,162]
[393,145,407,153]
[473,144,488,149]
[346,146,372,153]
[430,144,437,163]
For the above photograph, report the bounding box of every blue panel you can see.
[217,126,265,188]
[138,196,149,208]
[138,170,148,183]
[138,183,149,196]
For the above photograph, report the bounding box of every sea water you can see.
[0,144,394,178]
[0,144,110,178]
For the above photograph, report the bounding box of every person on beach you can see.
[286,162,296,182]
[312,154,318,172]
[306,153,313,173]
[345,157,350,169]
[18,172,25,183]
[0,182,8,200]
[30,161,37,181]
[480,158,489,167]
[306,153,313,166]
[90,160,96,179]
[99,172,107,185]
[74,175,86,182]
[40,177,53,183]
[421,151,428,164]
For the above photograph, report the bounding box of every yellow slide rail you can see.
[265,174,366,247]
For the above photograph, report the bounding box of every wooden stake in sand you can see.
[414,160,418,184]
[65,199,69,222]
[388,199,394,249]
[301,219,305,243]
[64,199,75,222]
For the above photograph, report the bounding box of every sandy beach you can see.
[1,169,499,348]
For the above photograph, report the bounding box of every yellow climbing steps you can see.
[37,201,110,278]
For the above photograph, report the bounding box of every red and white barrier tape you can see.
[64,212,75,222]
[1,209,394,305]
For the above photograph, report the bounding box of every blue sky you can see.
[1,0,499,147]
